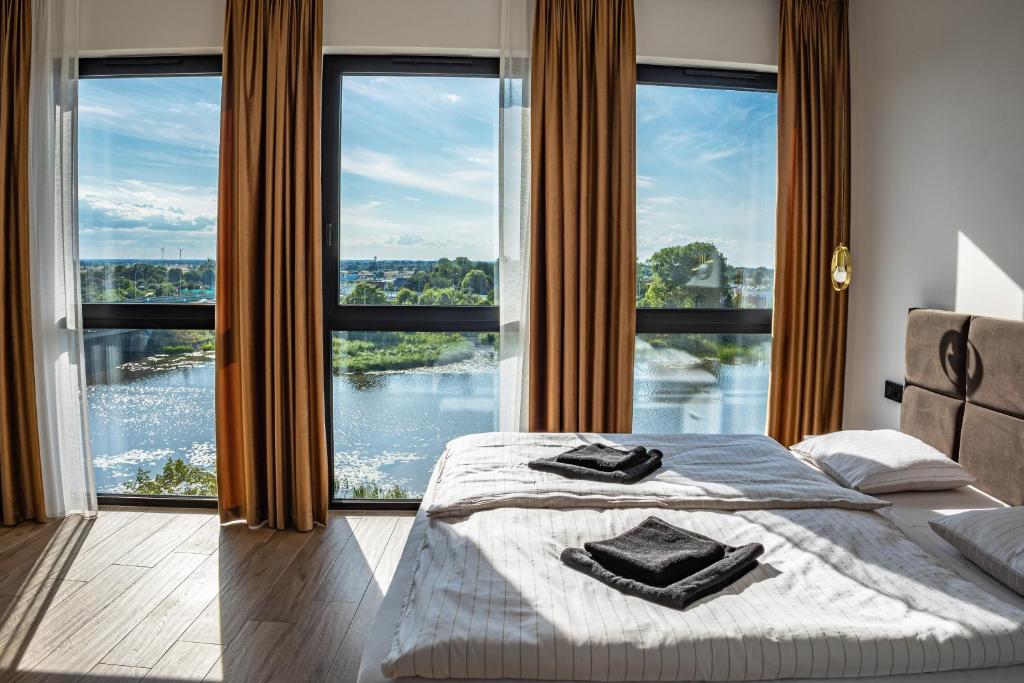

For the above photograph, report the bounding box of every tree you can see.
[460,269,492,295]
[429,258,458,288]
[638,277,669,308]
[395,288,418,305]
[644,242,731,308]
[407,271,429,292]
[417,287,474,305]
[123,458,217,496]
[453,256,474,279]
[345,281,387,305]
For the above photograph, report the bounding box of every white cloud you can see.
[80,180,217,227]
[341,148,494,202]
[386,234,425,246]
[444,93,463,103]
[698,145,744,163]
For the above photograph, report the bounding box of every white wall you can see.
[844,0,1024,430]
[80,0,778,68]
[80,0,224,54]
[636,0,776,69]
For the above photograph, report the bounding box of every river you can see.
[88,350,769,497]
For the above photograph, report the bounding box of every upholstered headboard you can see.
[901,309,1024,505]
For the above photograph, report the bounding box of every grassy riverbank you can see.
[333,331,484,374]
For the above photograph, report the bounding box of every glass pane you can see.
[85,329,216,495]
[633,333,770,434]
[79,76,221,303]
[636,85,776,309]
[337,75,498,305]
[332,331,498,498]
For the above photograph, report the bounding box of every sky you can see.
[78,75,776,268]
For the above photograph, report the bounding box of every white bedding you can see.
[364,434,1024,682]
[427,433,887,518]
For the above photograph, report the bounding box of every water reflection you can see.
[84,331,771,498]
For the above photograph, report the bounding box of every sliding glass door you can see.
[79,57,221,499]
[633,66,777,435]
[322,57,500,501]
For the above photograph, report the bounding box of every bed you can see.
[359,310,1024,682]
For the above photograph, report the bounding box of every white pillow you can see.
[930,507,1024,597]
[790,429,975,494]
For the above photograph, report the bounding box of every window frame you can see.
[321,55,500,508]
[80,55,222,508]
[634,64,776,338]
[83,58,774,509]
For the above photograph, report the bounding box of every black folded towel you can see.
[584,517,726,586]
[561,520,764,610]
[554,443,649,471]
[528,449,662,483]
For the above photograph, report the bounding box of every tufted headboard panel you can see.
[901,309,1024,505]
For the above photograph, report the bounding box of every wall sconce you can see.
[831,243,851,291]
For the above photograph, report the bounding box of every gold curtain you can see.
[768,0,850,446]
[528,0,637,433]
[0,0,46,525]
[216,0,328,531]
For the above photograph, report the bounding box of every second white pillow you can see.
[790,429,975,494]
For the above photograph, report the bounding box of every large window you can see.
[79,56,776,505]
[323,57,500,501]
[634,66,777,434]
[79,57,221,498]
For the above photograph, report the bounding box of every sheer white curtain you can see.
[29,0,96,518]
[498,0,533,431]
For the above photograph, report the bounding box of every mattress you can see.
[359,435,1024,683]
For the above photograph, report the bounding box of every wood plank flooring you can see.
[0,507,415,682]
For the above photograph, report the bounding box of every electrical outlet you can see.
[884,380,904,403]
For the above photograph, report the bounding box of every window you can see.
[323,57,500,501]
[79,57,221,498]
[634,66,777,434]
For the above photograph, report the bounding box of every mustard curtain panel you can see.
[0,0,47,524]
[528,0,637,433]
[216,0,328,531]
[768,0,851,446]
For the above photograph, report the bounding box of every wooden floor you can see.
[0,507,415,682]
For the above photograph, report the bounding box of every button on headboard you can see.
[901,309,1024,505]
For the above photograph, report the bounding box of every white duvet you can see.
[383,433,1024,681]
[426,433,888,518]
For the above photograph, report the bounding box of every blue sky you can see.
[637,84,776,267]
[78,75,776,268]
[79,76,221,261]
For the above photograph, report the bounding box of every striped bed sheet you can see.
[368,434,1024,682]
[382,505,1024,680]
[426,433,888,518]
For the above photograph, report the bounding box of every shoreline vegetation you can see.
[332,331,498,374]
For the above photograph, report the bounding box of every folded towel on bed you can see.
[528,449,662,483]
[562,520,764,609]
[554,443,649,471]
[583,517,726,586]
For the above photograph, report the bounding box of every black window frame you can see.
[80,55,222,508]
[634,64,776,338]
[84,58,775,510]
[322,55,500,509]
